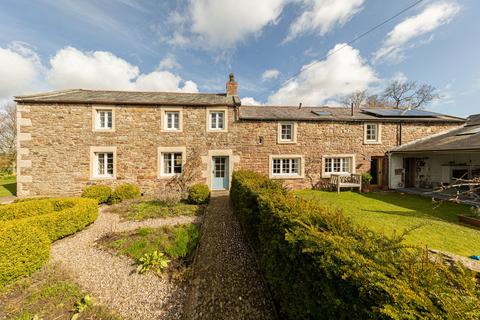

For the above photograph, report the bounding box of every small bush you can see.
[187,184,210,204]
[362,172,373,185]
[110,184,141,204]
[81,185,112,204]
[0,220,50,287]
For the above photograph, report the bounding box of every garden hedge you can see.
[0,198,98,287]
[230,170,480,320]
[110,183,141,204]
[81,185,112,204]
[187,183,210,204]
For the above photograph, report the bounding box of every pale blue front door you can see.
[212,156,229,190]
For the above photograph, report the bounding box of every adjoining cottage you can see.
[14,74,464,197]
[388,114,480,193]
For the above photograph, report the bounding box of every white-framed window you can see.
[209,111,225,130]
[162,152,183,176]
[272,158,300,175]
[94,152,114,177]
[364,123,381,143]
[324,157,353,174]
[165,111,180,130]
[95,109,113,130]
[277,122,297,143]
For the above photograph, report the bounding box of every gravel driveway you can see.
[184,193,276,320]
[51,206,200,320]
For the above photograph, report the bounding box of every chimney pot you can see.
[226,72,238,96]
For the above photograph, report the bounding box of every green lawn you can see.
[0,175,16,197]
[296,190,480,257]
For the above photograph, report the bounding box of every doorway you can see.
[211,156,229,190]
[403,158,417,188]
[370,157,383,187]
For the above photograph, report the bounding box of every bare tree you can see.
[382,80,439,109]
[0,103,16,172]
[366,94,387,109]
[167,149,202,196]
[341,90,367,109]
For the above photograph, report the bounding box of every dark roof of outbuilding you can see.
[238,105,465,123]
[391,114,480,152]
[15,89,241,106]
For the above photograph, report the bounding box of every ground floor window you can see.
[324,157,352,174]
[162,152,183,175]
[94,152,114,177]
[272,158,301,176]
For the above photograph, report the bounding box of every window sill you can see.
[207,128,228,133]
[90,176,116,180]
[93,128,115,133]
[363,140,382,145]
[322,172,352,178]
[277,140,296,144]
[161,129,183,133]
[270,174,304,180]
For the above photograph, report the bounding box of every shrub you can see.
[0,220,50,288]
[0,198,98,287]
[81,185,112,204]
[362,172,373,185]
[231,170,480,320]
[187,184,210,204]
[136,251,170,275]
[110,184,141,204]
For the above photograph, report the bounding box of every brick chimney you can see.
[226,72,238,96]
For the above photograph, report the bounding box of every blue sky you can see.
[0,0,478,116]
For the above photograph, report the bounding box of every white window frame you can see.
[92,106,115,132]
[161,108,183,132]
[322,154,356,178]
[269,155,304,179]
[207,108,228,132]
[277,122,297,144]
[90,146,117,180]
[157,147,186,179]
[364,123,381,144]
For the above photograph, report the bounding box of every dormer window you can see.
[277,122,297,144]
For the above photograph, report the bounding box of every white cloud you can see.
[46,47,198,92]
[0,42,43,100]
[268,44,377,105]
[158,54,181,70]
[373,1,460,63]
[241,97,263,105]
[262,69,281,81]
[285,0,364,42]
[185,0,285,49]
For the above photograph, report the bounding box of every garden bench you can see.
[330,174,362,193]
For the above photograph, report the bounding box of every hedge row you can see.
[82,183,140,204]
[0,198,98,287]
[230,170,480,320]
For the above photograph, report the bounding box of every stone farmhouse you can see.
[14,74,464,197]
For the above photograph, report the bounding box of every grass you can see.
[107,198,205,221]
[295,190,480,257]
[98,223,200,279]
[0,263,121,320]
[0,175,16,197]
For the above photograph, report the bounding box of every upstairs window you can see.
[95,109,113,130]
[278,122,296,143]
[209,111,225,130]
[94,152,114,177]
[165,111,180,130]
[162,152,183,176]
[364,123,380,143]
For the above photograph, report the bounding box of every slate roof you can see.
[390,114,480,152]
[238,105,464,123]
[15,89,241,106]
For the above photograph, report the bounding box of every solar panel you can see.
[362,108,438,118]
[455,126,480,136]
[312,110,332,116]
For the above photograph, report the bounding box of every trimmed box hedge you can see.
[0,198,98,287]
[110,184,141,204]
[81,185,112,204]
[230,170,480,320]
[187,183,210,204]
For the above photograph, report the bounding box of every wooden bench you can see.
[330,174,362,193]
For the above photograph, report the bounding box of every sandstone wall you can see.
[17,103,459,196]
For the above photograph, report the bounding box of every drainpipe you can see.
[351,102,354,116]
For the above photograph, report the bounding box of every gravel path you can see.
[51,207,200,320]
[184,193,276,320]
